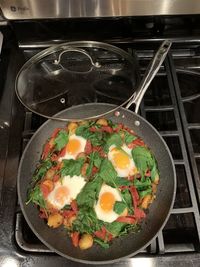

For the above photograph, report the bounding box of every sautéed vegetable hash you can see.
[26,118,159,250]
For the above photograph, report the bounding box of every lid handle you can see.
[126,40,172,113]
[54,47,101,70]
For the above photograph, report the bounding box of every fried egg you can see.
[46,175,86,210]
[108,145,136,177]
[59,134,86,161]
[94,184,125,223]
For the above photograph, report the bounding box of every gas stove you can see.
[0,17,200,267]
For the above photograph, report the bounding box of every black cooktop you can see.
[0,18,200,266]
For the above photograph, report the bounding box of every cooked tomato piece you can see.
[85,140,92,154]
[101,126,113,133]
[51,128,61,138]
[71,232,80,247]
[42,142,51,160]
[63,210,76,218]
[116,216,136,224]
[134,208,146,220]
[71,200,78,212]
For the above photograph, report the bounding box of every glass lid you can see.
[15,41,140,121]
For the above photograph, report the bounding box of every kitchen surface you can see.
[0,2,200,267]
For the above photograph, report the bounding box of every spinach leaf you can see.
[98,159,117,186]
[151,163,159,181]
[54,130,68,151]
[60,158,85,177]
[124,131,137,144]
[33,159,52,182]
[114,201,127,215]
[115,177,132,186]
[73,208,102,234]
[94,238,110,249]
[86,152,102,177]
[26,185,45,208]
[131,146,157,178]
[105,221,140,237]
[121,189,133,214]
[76,124,103,146]
[134,177,152,190]
[76,175,103,208]
[104,133,122,152]
[139,187,152,198]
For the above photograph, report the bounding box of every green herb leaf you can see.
[76,175,103,208]
[60,158,85,177]
[54,130,68,151]
[121,189,133,214]
[115,177,132,186]
[94,238,110,249]
[98,159,117,186]
[131,146,158,178]
[86,152,102,177]
[138,187,152,198]
[114,201,127,215]
[33,159,52,182]
[104,133,122,152]
[27,185,45,208]
[134,177,152,190]
[124,131,137,144]
[73,208,102,234]
[76,124,103,146]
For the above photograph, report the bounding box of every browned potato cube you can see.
[47,213,63,228]
[67,122,78,134]
[141,195,152,210]
[96,118,108,126]
[79,234,93,250]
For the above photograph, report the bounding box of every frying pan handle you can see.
[54,47,101,69]
[126,40,172,113]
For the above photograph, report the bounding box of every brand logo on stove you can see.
[10,6,29,12]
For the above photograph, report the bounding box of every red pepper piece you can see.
[113,123,123,133]
[41,142,51,160]
[58,145,67,158]
[128,138,145,149]
[40,183,50,198]
[71,232,80,247]
[101,126,113,133]
[71,200,78,213]
[116,216,136,224]
[129,186,139,210]
[52,174,60,183]
[51,128,61,138]
[63,210,76,218]
[145,169,151,177]
[134,208,146,220]
[90,126,98,132]
[85,140,92,154]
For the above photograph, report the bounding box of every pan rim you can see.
[17,103,177,265]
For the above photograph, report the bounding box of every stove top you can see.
[0,19,200,266]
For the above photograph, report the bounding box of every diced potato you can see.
[120,207,128,217]
[81,163,89,177]
[63,215,76,229]
[79,234,93,250]
[78,120,88,126]
[42,179,54,192]
[76,152,87,161]
[141,195,152,210]
[47,213,63,228]
[45,168,56,180]
[154,174,159,184]
[96,118,108,126]
[67,122,78,134]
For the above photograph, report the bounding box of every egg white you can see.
[59,134,87,161]
[108,144,136,177]
[46,175,86,210]
[94,184,122,223]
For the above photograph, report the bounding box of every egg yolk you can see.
[112,150,130,169]
[54,186,69,205]
[100,192,115,212]
[66,139,81,155]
